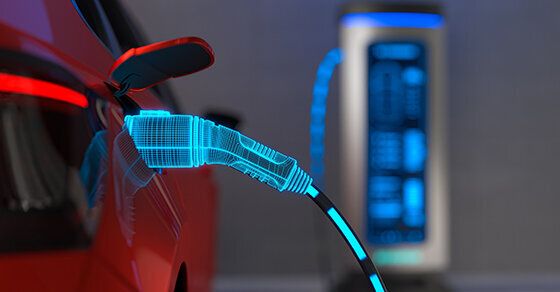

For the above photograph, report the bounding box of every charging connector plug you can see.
[124,110,312,194]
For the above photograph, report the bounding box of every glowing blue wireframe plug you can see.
[124,110,312,194]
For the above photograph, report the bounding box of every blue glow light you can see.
[306,185,319,198]
[370,176,400,197]
[371,132,401,170]
[402,67,425,86]
[310,48,344,189]
[327,207,367,261]
[124,110,312,194]
[369,274,385,292]
[403,178,425,227]
[373,249,423,266]
[403,178,423,209]
[368,41,427,245]
[373,43,420,60]
[369,202,402,219]
[341,12,444,29]
[404,129,426,172]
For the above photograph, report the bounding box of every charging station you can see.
[340,4,449,274]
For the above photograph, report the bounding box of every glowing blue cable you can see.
[125,110,385,290]
[327,207,366,261]
[124,110,312,194]
[310,48,344,189]
[369,274,384,292]
[307,185,386,292]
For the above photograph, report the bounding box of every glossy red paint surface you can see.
[0,0,217,291]
[0,72,88,108]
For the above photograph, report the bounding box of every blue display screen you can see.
[367,42,427,245]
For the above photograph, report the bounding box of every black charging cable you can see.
[306,184,387,291]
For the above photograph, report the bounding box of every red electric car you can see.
[0,0,217,291]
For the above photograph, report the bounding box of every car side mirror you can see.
[108,37,214,93]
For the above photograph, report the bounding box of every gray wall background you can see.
[122,0,560,275]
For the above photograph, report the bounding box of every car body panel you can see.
[0,0,217,291]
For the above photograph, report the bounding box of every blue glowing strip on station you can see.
[369,274,385,292]
[327,207,366,260]
[341,12,444,29]
[310,48,344,189]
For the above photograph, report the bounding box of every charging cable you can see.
[310,48,344,189]
[124,110,387,291]
[309,48,344,287]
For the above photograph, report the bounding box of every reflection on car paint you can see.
[80,130,108,209]
[113,128,155,246]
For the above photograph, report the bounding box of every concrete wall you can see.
[122,0,560,275]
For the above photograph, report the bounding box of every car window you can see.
[72,0,122,58]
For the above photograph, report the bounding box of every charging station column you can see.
[340,4,448,275]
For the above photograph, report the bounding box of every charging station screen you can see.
[367,42,427,245]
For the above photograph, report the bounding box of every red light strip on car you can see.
[0,72,88,108]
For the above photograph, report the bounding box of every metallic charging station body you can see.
[340,4,448,274]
